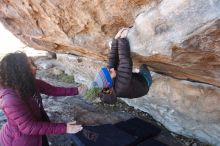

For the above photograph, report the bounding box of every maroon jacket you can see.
[0,79,78,146]
[100,38,149,104]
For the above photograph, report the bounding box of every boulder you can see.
[1,0,220,145]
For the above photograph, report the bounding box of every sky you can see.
[0,22,47,57]
[0,22,25,55]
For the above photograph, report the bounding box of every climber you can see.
[90,28,152,104]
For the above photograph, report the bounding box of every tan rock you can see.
[1,0,220,145]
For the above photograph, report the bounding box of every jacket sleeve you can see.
[35,79,78,96]
[108,39,119,70]
[115,38,133,94]
[2,93,67,135]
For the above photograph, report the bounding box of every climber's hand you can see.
[115,27,129,39]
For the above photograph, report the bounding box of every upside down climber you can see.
[91,28,152,104]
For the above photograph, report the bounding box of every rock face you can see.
[0,0,220,87]
[56,54,220,146]
[1,0,220,145]
[128,0,220,87]
[0,0,153,59]
[123,75,220,146]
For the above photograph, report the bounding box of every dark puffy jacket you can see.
[100,38,149,104]
[0,79,79,146]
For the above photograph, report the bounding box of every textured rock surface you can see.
[128,0,220,87]
[123,75,220,146]
[0,0,220,87]
[1,0,220,145]
[56,54,219,146]
[0,0,153,59]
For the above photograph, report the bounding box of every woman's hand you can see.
[78,84,88,96]
[66,121,83,134]
[114,27,129,39]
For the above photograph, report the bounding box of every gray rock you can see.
[128,0,220,56]
[58,54,217,145]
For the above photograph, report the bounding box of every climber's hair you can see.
[0,52,36,99]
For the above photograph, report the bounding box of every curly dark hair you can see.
[0,52,36,99]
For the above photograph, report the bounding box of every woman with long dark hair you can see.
[0,52,84,146]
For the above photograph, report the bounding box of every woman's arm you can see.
[2,93,67,135]
[35,79,78,96]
